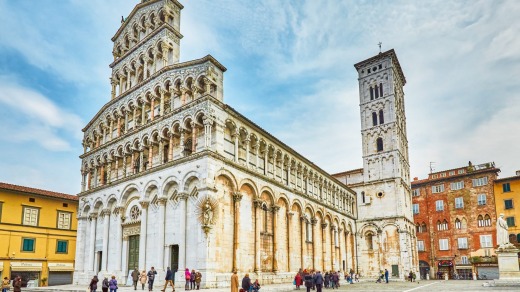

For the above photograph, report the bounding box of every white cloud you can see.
[0,76,83,151]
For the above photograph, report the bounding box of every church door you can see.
[128,235,140,271]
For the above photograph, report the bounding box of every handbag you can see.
[293,279,296,285]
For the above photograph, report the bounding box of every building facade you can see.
[74,0,357,287]
[494,171,520,245]
[0,182,78,287]
[333,50,418,279]
[411,162,500,280]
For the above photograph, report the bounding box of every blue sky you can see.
[0,0,519,194]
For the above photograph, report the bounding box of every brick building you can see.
[411,162,500,280]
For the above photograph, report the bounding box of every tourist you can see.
[12,277,21,292]
[251,279,260,292]
[89,275,99,292]
[384,269,389,284]
[324,272,329,288]
[190,269,196,290]
[412,271,416,282]
[2,277,10,292]
[332,271,339,289]
[109,276,118,292]
[304,270,313,292]
[147,267,157,291]
[185,268,191,290]
[161,267,174,292]
[132,268,140,290]
[241,273,252,292]
[195,270,202,290]
[139,270,147,290]
[408,271,413,282]
[231,270,239,292]
[314,271,323,292]
[294,272,302,290]
[102,277,109,292]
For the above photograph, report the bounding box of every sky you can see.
[0,0,519,195]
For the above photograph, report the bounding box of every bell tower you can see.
[350,49,417,278]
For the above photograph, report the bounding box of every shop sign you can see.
[474,263,498,267]
[47,263,73,268]
[10,262,42,268]
[437,260,453,267]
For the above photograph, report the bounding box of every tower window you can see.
[378,64,382,69]
[379,83,383,97]
[370,87,374,100]
[379,110,384,124]
[376,138,383,152]
[374,84,379,98]
[372,112,378,126]
[361,191,365,204]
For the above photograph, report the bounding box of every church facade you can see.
[74,0,360,287]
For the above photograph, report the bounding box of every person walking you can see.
[304,270,313,292]
[408,271,413,282]
[294,273,302,290]
[384,269,389,284]
[241,274,252,292]
[147,267,157,291]
[102,277,109,292]
[132,268,140,290]
[324,272,329,288]
[184,268,191,290]
[161,267,174,292]
[195,271,202,290]
[109,276,118,292]
[314,271,323,292]
[231,270,239,292]
[140,270,147,290]
[2,277,10,292]
[89,275,99,292]
[12,276,21,292]
[190,269,196,290]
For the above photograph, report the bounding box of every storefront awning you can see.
[48,263,74,272]
[10,262,42,272]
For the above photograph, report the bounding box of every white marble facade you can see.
[74,1,357,287]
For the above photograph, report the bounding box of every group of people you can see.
[230,270,260,292]
[183,268,202,290]
[407,271,417,282]
[376,269,389,284]
[2,276,21,292]
[88,275,119,292]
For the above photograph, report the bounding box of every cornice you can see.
[354,49,406,86]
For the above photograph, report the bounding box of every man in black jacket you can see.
[314,271,324,292]
[161,267,174,291]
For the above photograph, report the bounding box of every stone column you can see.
[254,143,260,171]
[117,117,121,137]
[119,75,123,95]
[203,117,213,149]
[138,201,149,270]
[88,214,98,271]
[233,130,239,163]
[114,158,119,181]
[148,145,153,169]
[331,225,336,270]
[272,152,278,179]
[158,140,164,165]
[157,198,167,271]
[110,78,116,99]
[122,155,127,177]
[232,192,243,272]
[263,150,268,175]
[101,209,111,271]
[75,215,87,272]
[300,215,306,269]
[139,150,144,172]
[191,122,197,153]
[106,160,112,183]
[102,127,107,144]
[141,101,147,125]
[311,218,318,270]
[321,223,328,271]
[179,193,188,269]
[179,129,185,158]
[113,207,124,272]
[168,134,174,160]
[245,138,250,167]
[143,57,149,79]
[159,89,165,116]
[338,228,344,271]
[83,215,91,271]
[286,211,294,271]
[100,164,105,185]
[272,206,280,273]
[81,172,86,192]
[150,97,155,120]
[109,120,114,140]
[254,199,262,273]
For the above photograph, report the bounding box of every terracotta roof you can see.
[0,182,78,201]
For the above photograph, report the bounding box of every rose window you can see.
[130,206,140,220]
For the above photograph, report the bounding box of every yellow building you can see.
[494,171,520,244]
[0,182,78,287]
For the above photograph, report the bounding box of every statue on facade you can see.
[195,195,219,236]
[497,213,510,247]
[203,200,213,225]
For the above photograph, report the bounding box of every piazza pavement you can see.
[24,279,518,292]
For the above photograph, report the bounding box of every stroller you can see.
[375,273,384,283]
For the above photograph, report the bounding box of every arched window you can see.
[370,87,374,100]
[443,219,449,230]
[379,82,383,97]
[379,110,384,124]
[477,215,484,227]
[461,218,467,229]
[376,138,384,152]
[183,138,193,155]
[366,233,374,250]
[372,112,378,126]
[375,84,379,98]
[421,222,427,233]
[455,218,461,229]
[484,214,491,226]
[436,220,442,231]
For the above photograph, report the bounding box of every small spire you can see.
[378,42,382,54]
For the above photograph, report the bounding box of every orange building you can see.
[411,162,500,280]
